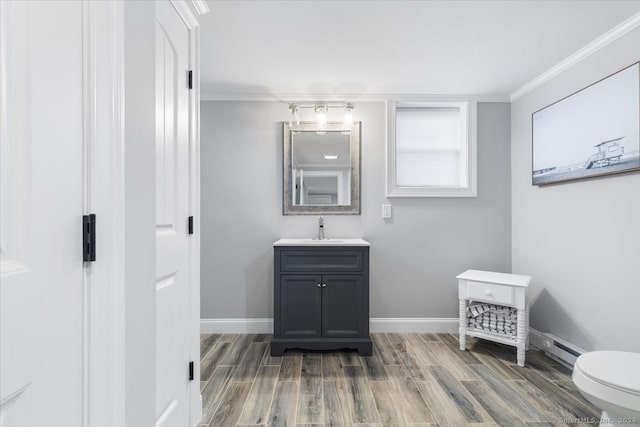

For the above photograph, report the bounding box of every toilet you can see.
[572,351,640,427]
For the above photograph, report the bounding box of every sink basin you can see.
[300,239,344,243]
[273,238,370,247]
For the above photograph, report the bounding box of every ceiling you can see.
[199,1,640,100]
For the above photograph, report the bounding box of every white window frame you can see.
[386,99,477,197]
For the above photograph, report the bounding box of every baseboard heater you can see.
[529,328,587,367]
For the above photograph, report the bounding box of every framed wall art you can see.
[532,62,640,186]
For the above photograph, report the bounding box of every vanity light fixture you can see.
[315,102,328,125]
[287,101,355,126]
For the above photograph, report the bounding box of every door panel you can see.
[155,2,191,426]
[0,1,84,425]
[279,275,323,338]
[321,275,365,338]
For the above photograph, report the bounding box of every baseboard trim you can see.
[200,317,459,334]
[370,317,458,333]
[201,318,273,334]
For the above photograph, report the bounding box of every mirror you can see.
[283,122,361,215]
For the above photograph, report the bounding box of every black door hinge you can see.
[188,70,193,90]
[188,216,194,235]
[83,214,96,262]
[188,361,194,381]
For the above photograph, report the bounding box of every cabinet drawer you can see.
[280,250,364,272]
[465,281,513,305]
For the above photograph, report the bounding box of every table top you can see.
[456,269,532,287]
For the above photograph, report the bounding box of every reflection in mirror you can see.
[292,131,351,206]
[283,122,360,215]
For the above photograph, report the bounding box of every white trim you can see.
[189,0,209,16]
[510,11,640,101]
[156,400,179,427]
[201,318,274,334]
[200,92,511,103]
[386,99,478,198]
[187,21,204,427]
[200,318,459,334]
[0,382,30,422]
[370,318,459,333]
[170,0,197,29]
[170,0,207,30]
[82,1,126,426]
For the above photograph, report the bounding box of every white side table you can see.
[457,269,531,367]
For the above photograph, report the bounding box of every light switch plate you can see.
[382,204,392,219]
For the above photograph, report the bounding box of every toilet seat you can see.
[573,351,640,417]
[575,351,640,396]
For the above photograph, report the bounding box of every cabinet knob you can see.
[485,290,492,296]
[316,283,322,288]
[322,283,327,288]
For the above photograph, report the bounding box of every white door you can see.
[155,2,192,426]
[0,1,84,426]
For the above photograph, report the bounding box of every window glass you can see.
[396,108,462,187]
[387,100,476,197]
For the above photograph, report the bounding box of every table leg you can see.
[517,307,526,366]
[459,299,466,351]
[525,303,530,351]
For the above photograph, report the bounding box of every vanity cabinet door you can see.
[321,274,365,338]
[279,274,323,338]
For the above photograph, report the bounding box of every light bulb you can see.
[343,102,354,126]
[289,103,299,127]
[343,111,353,126]
[314,102,328,125]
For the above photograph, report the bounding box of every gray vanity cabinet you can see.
[279,274,323,339]
[271,246,372,356]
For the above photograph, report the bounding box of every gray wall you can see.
[124,2,156,425]
[201,101,511,319]
[511,28,640,352]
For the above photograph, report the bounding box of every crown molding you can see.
[200,92,511,103]
[510,11,640,102]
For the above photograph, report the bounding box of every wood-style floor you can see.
[198,333,599,427]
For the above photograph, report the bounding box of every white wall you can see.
[201,101,511,320]
[124,2,156,426]
[511,28,640,352]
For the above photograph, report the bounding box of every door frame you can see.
[82,1,126,426]
[83,1,208,426]
[166,1,208,423]
[169,1,207,423]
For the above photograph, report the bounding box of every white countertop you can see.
[273,238,370,247]
[456,269,532,287]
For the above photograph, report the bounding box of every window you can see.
[386,100,477,197]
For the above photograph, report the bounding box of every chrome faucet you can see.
[318,216,325,240]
